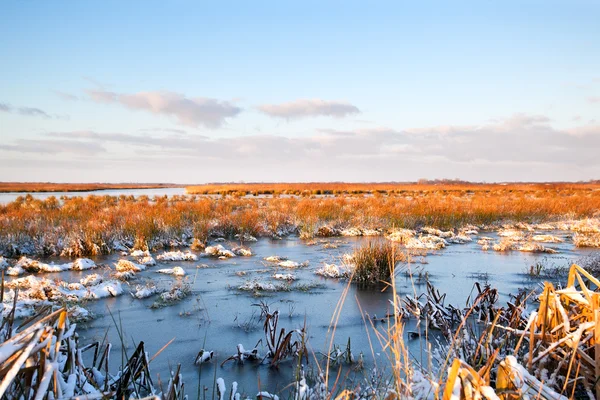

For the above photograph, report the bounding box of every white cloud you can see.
[2,113,600,182]
[258,99,359,119]
[86,89,242,128]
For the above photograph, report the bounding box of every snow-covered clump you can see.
[315,263,351,279]
[405,235,447,250]
[72,258,96,270]
[155,282,190,305]
[531,234,563,243]
[80,273,103,287]
[447,234,473,244]
[573,233,600,248]
[205,245,236,258]
[235,233,258,242]
[264,255,287,262]
[7,257,96,276]
[232,246,252,256]
[132,283,159,299]
[130,249,150,257]
[420,227,454,238]
[157,251,198,261]
[273,273,297,281]
[238,280,284,292]
[277,260,308,268]
[195,349,214,364]
[516,243,558,254]
[386,229,416,243]
[116,260,145,273]
[62,280,123,300]
[157,266,186,276]
[138,256,156,266]
[497,229,526,241]
[68,305,92,322]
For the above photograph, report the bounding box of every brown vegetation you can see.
[0,182,181,193]
[2,185,600,256]
[186,181,600,196]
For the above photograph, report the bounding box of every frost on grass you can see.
[386,229,416,243]
[315,263,351,279]
[405,235,447,250]
[238,280,288,292]
[573,232,600,247]
[2,275,123,318]
[272,273,297,281]
[114,259,145,280]
[151,281,191,308]
[157,266,186,276]
[488,238,558,253]
[116,259,146,272]
[157,250,198,261]
[340,227,382,237]
[67,305,92,322]
[234,233,258,242]
[138,256,156,266]
[131,282,159,299]
[232,246,252,256]
[277,260,309,268]
[7,257,96,276]
[205,244,236,258]
[130,249,150,257]
[264,255,287,262]
[531,234,563,243]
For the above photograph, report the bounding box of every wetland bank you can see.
[1,183,600,399]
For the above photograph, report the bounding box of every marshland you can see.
[1,183,600,399]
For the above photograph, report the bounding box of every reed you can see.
[2,186,600,257]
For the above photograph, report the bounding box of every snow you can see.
[315,264,350,279]
[68,305,91,322]
[138,256,156,266]
[157,266,186,276]
[157,250,198,261]
[232,246,252,256]
[277,260,308,268]
[195,349,214,364]
[531,234,563,243]
[7,257,96,276]
[257,392,279,400]
[273,273,297,281]
[386,229,416,243]
[264,255,287,262]
[206,244,236,258]
[238,280,281,292]
[405,235,447,250]
[130,249,150,257]
[132,284,158,299]
[116,259,146,272]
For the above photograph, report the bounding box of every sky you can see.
[1,1,599,183]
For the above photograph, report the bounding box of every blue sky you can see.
[1,1,599,182]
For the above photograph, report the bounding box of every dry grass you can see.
[186,181,600,196]
[2,185,600,256]
[0,182,181,193]
[350,241,405,285]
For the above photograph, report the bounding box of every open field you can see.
[0,182,183,193]
[186,181,600,195]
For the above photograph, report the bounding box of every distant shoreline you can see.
[0,182,184,193]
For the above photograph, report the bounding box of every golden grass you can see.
[186,181,600,195]
[0,182,181,193]
[2,185,600,256]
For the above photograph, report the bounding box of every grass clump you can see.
[351,241,405,285]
